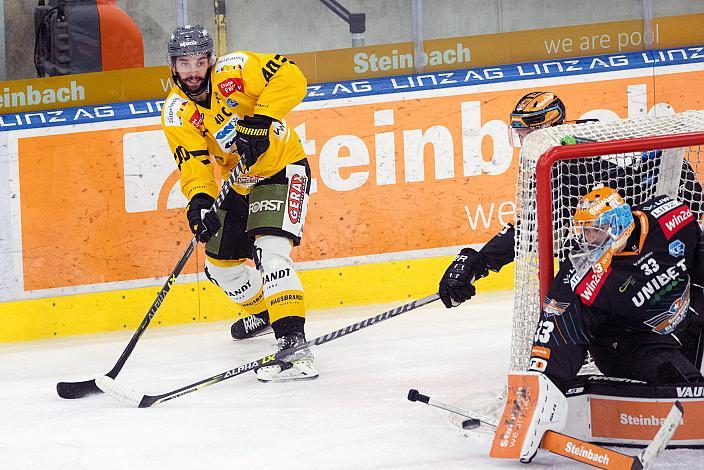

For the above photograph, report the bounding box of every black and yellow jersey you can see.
[161,51,307,199]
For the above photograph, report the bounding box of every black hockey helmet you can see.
[167,24,215,99]
[509,91,566,147]
[167,24,215,65]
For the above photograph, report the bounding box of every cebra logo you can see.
[353,43,471,73]
[0,81,85,109]
[123,129,187,213]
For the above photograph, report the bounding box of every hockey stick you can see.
[96,293,440,407]
[408,389,684,470]
[56,159,247,399]
[407,389,496,430]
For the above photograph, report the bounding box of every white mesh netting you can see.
[450,110,704,433]
[511,110,704,372]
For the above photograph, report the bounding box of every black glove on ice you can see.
[439,248,490,308]
[235,114,273,168]
[187,193,221,243]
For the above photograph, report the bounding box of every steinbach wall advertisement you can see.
[1,48,704,339]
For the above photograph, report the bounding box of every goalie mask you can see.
[509,91,566,147]
[569,186,635,277]
[167,24,216,99]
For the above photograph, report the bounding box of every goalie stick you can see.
[96,294,440,407]
[408,389,684,470]
[56,160,247,400]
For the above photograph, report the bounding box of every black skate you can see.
[255,332,319,383]
[230,311,273,340]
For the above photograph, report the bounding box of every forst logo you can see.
[288,174,307,223]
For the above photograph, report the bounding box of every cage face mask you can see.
[569,186,634,276]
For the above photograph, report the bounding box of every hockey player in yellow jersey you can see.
[161,24,316,382]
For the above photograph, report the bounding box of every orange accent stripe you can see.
[617,211,648,257]
[531,345,551,359]
[541,431,635,469]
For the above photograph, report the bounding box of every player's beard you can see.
[180,73,206,94]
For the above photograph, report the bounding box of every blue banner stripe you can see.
[2,46,703,132]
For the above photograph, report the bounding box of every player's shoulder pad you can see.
[214,51,252,73]
[162,89,202,129]
[212,52,252,97]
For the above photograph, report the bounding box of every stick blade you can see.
[636,401,684,470]
[56,379,103,399]
[95,376,144,407]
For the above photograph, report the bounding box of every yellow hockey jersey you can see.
[161,51,307,199]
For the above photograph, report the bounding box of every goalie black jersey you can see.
[547,195,701,342]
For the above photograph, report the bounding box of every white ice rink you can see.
[1,291,701,469]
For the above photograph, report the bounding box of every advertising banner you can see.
[1,47,704,340]
[0,14,702,114]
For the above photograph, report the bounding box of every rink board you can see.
[1,47,703,341]
[563,380,704,446]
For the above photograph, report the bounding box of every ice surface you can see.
[0,292,699,469]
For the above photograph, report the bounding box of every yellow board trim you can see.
[0,256,514,342]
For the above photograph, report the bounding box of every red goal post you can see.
[510,111,704,372]
[535,132,704,302]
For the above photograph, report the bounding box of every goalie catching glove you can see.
[235,114,273,168]
[187,193,221,243]
[439,248,490,308]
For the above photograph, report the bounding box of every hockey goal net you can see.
[510,110,704,372]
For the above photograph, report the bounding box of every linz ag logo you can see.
[287,174,307,224]
[218,78,244,96]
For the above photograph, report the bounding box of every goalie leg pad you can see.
[490,372,568,463]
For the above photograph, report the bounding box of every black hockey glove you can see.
[187,193,221,243]
[235,114,273,168]
[439,248,490,308]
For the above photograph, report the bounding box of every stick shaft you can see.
[57,160,246,399]
[141,294,440,407]
[107,159,246,378]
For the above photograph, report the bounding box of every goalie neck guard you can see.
[569,185,634,277]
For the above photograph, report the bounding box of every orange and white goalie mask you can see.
[569,186,635,277]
